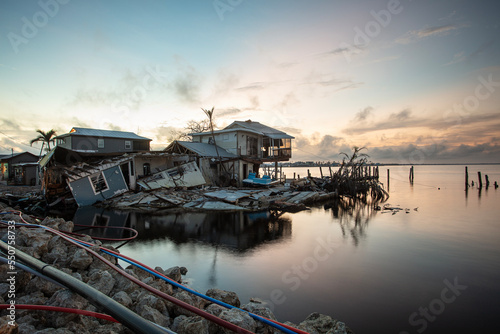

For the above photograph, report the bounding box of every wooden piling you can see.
[307,169,311,178]
[485,175,490,189]
[319,166,323,178]
[293,172,296,180]
[387,169,390,189]
[465,166,469,190]
[478,171,483,189]
[329,166,333,178]
[409,166,414,183]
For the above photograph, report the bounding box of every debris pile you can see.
[0,207,354,333]
[100,185,339,213]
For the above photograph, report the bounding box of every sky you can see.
[1,0,499,163]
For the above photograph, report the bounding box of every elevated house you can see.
[187,120,294,182]
[54,127,151,154]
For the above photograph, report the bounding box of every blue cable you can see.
[1,216,299,334]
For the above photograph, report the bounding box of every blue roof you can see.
[56,127,151,141]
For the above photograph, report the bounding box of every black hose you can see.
[0,240,171,334]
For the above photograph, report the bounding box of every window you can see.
[97,139,104,148]
[89,172,109,194]
[125,141,132,149]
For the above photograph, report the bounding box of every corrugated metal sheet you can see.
[173,141,238,158]
[56,127,151,141]
[190,121,294,139]
[229,121,295,139]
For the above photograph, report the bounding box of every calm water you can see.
[76,165,500,333]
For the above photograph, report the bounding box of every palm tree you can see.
[30,129,57,156]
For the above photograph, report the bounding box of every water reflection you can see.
[325,197,380,246]
[71,206,292,252]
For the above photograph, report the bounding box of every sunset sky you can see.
[1,0,499,163]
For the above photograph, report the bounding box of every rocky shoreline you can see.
[0,205,354,334]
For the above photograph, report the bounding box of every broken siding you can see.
[137,161,206,190]
[68,165,128,207]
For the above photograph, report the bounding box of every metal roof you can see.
[228,121,295,139]
[55,127,151,141]
[0,152,39,161]
[167,141,238,158]
[190,120,294,139]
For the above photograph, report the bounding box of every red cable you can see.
[0,304,118,323]
[5,210,309,334]
[7,211,255,334]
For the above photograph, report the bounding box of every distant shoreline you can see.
[269,162,500,167]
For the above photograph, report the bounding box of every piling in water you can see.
[478,171,483,189]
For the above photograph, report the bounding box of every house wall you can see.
[133,155,189,178]
[57,136,149,153]
[68,165,128,207]
[193,131,262,157]
[1,153,39,179]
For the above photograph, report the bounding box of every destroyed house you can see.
[55,127,151,154]
[164,141,239,185]
[40,146,202,207]
[189,120,294,162]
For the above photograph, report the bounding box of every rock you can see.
[298,312,338,334]
[112,291,132,307]
[328,321,348,334]
[0,315,18,334]
[163,266,182,283]
[168,290,209,317]
[87,270,115,295]
[179,266,188,275]
[112,268,139,294]
[241,301,277,334]
[135,292,168,315]
[16,227,52,259]
[70,248,93,270]
[174,316,209,334]
[204,304,227,334]
[25,276,63,297]
[206,288,240,307]
[41,217,74,233]
[46,290,89,327]
[219,308,257,334]
[137,305,170,328]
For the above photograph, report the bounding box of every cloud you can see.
[173,64,202,104]
[353,107,373,123]
[397,24,459,44]
[1,119,21,131]
[445,51,466,66]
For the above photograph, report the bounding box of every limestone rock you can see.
[219,308,257,334]
[70,248,93,270]
[174,316,209,334]
[88,270,115,295]
[112,291,132,307]
[298,312,338,334]
[206,288,240,307]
